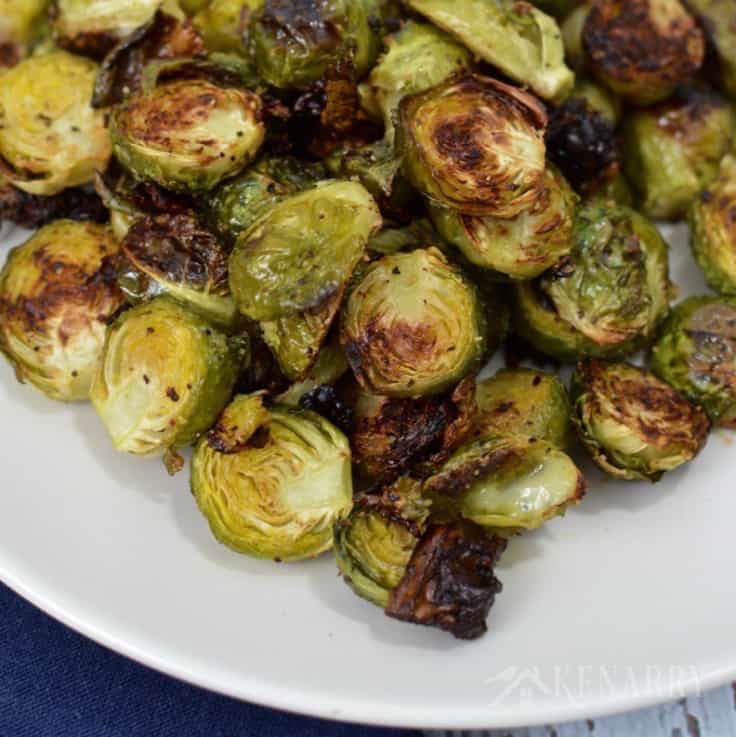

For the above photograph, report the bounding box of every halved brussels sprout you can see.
[110,79,264,193]
[349,376,476,483]
[424,434,586,530]
[334,479,427,606]
[690,156,736,295]
[513,204,671,361]
[583,0,704,105]
[248,0,382,89]
[118,214,241,330]
[429,166,577,280]
[399,74,547,218]
[229,181,381,322]
[406,0,574,102]
[474,368,572,449]
[651,295,736,428]
[194,0,262,55]
[191,393,353,560]
[0,51,112,196]
[91,297,246,455]
[341,247,488,398]
[201,156,325,247]
[684,0,736,97]
[0,220,125,401]
[571,359,710,481]
[623,87,735,221]
[51,0,167,58]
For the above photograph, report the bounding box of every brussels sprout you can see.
[571,359,710,481]
[398,74,547,218]
[201,156,325,247]
[569,77,621,125]
[474,368,572,449]
[110,79,264,193]
[341,247,488,398]
[248,0,382,90]
[0,220,125,402]
[91,297,246,455]
[513,204,671,361]
[229,181,381,322]
[191,393,353,560]
[0,0,47,63]
[429,166,577,280]
[118,214,241,330]
[349,376,476,483]
[51,0,167,58]
[406,0,574,102]
[561,1,589,71]
[623,87,736,221]
[194,0,262,55]
[583,0,704,105]
[651,295,736,428]
[424,434,586,530]
[690,156,736,295]
[684,0,736,97]
[0,51,112,196]
[334,479,428,606]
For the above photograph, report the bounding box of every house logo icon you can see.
[484,667,554,707]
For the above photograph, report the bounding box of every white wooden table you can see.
[431,684,736,736]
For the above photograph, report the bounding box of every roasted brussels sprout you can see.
[583,0,705,105]
[513,204,671,361]
[118,214,240,330]
[193,0,261,55]
[349,376,476,483]
[623,87,735,221]
[0,220,125,402]
[429,166,577,280]
[192,393,353,560]
[424,434,585,530]
[248,0,382,90]
[0,0,47,64]
[651,295,736,428]
[684,0,736,97]
[571,359,710,481]
[341,247,488,398]
[110,79,264,192]
[406,0,574,102]
[201,156,325,247]
[398,74,547,218]
[474,368,572,449]
[91,297,246,455]
[690,156,736,295]
[0,51,112,196]
[229,181,381,322]
[51,0,168,58]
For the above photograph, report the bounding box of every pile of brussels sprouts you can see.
[0,0,735,641]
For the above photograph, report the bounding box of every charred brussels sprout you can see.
[110,80,264,193]
[623,88,735,221]
[406,0,573,102]
[193,0,261,55]
[0,221,125,401]
[191,393,353,560]
[90,297,246,455]
[0,51,112,196]
[229,181,381,322]
[583,0,705,105]
[690,157,736,295]
[651,296,736,428]
[430,166,577,280]
[248,0,382,90]
[51,0,165,58]
[118,214,240,330]
[398,74,548,218]
[571,359,710,481]
[474,368,572,449]
[514,204,671,361]
[341,248,488,398]
[424,434,585,530]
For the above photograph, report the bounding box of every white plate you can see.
[0,222,734,730]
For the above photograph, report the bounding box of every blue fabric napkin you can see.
[0,582,421,737]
